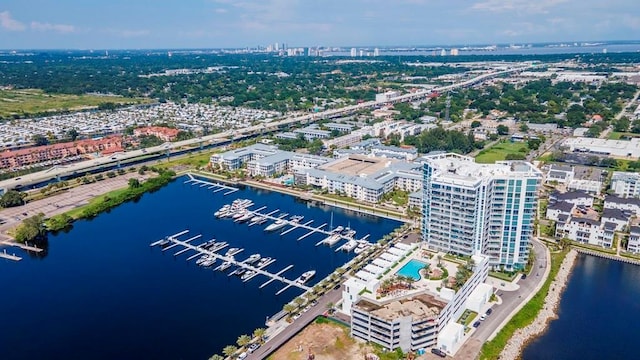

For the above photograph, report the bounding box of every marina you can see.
[0,176,400,360]
[151,230,312,295]
[214,200,367,250]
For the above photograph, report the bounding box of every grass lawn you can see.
[607,132,640,140]
[64,187,131,219]
[475,141,529,163]
[155,151,214,170]
[489,271,517,282]
[480,249,568,360]
[0,88,151,118]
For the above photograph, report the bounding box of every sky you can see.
[0,0,639,49]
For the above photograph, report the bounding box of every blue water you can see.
[522,254,640,360]
[0,176,400,360]
[396,259,427,281]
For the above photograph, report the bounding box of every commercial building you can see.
[209,143,328,177]
[562,137,640,158]
[0,136,123,170]
[295,155,423,203]
[375,91,401,103]
[610,171,640,198]
[133,126,180,142]
[421,153,541,269]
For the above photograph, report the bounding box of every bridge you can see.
[0,64,535,193]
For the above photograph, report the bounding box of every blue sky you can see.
[1,0,639,49]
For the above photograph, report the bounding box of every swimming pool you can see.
[396,259,428,281]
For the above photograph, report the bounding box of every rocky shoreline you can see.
[499,249,578,360]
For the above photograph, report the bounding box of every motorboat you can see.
[250,216,265,224]
[235,211,254,223]
[244,254,261,264]
[297,270,316,284]
[339,239,358,252]
[265,219,287,232]
[354,241,371,254]
[214,205,231,217]
[225,247,242,256]
[331,226,344,234]
[257,257,272,268]
[200,239,217,249]
[290,215,304,223]
[157,237,171,247]
[322,234,341,246]
[217,261,232,271]
[232,210,246,220]
[241,270,256,281]
[210,241,228,252]
[196,254,213,265]
[234,268,247,276]
[200,257,216,267]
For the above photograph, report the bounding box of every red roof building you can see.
[133,126,180,142]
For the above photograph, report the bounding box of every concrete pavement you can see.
[247,286,343,360]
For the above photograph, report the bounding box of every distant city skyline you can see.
[1,0,639,49]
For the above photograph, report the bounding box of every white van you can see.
[238,352,247,359]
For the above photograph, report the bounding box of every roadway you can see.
[0,64,535,192]
[458,238,549,355]
[247,285,343,360]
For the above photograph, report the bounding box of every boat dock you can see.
[0,249,21,261]
[151,230,311,294]
[184,173,238,195]
[0,241,43,253]
[220,202,367,246]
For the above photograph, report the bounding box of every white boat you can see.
[241,270,256,281]
[265,219,287,232]
[297,270,316,284]
[200,258,216,267]
[225,247,242,256]
[196,255,213,265]
[235,211,254,223]
[157,237,171,247]
[200,239,217,249]
[331,226,344,234]
[290,215,304,223]
[244,254,261,264]
[250,216,265,224]
[257,257,272,268]
[214,205,231,217]
[339,239,358,252]
[354,241,371,254]
[217,261,232,271]
[232,210,246,220]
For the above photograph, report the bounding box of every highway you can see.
[0,63,535,192]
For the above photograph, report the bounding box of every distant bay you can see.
[0,177,400,359]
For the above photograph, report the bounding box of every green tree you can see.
[519,123,529,132]
[496,124,509,135]
[527,138,541,150]
[283,303,296,314]
[128,178,141,188]
[32,134,49,146]
[208,355,224,360]
[237,334,251,347]
[471,120,481,128]
[14,213,46,243]
[253,328,266,342]
[0,190,25,208]
[222,345,238,358]
[67,129,79,141]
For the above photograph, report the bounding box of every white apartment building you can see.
[555,217,615,248]
[628,226,640,253]
[546,164,574,184]
[611,171,640,198]
[604,196,640,215]
[421,153,542,270]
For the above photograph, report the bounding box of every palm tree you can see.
[294,297,305,308]
[222,345,238,358]
[326,301,334,312]
[237,334,251,347]
[209,355,224,360]
[253,328,266,343]
[283,303,296,314]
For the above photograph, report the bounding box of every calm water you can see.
[0,177,400,360]
[523,254,640,360]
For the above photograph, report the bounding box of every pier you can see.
[0,249,21,261]
[0,240,43,253]
[184,173,238,195]
[151,230,311,293]
[220,201,368,246]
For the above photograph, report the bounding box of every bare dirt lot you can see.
[269,321,375,360]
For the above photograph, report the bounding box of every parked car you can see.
[480,314,487,321]
[431,348,446,358]
[473,321,481,328]
[248,343,260,353]
[486,308,493,315]
[521,274,527,280]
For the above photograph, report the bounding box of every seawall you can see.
[499,249,578,360]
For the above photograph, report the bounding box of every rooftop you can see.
[355,293,446,321]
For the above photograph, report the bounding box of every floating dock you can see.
[184,174,238,195]
[151,231,311,293]
[0,249,21,261]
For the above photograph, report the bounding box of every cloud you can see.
[214,8,228,14]
[30,21,75,34]
[470,0,568,14]
[0,11,26,31]
[622,15,640,30]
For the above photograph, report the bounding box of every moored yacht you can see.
[235,211,254,223]
[225,247,242,257]
[297,270,316,284]
[244,253,261,264]
[217,261,232,271]
[264,219,287,232]
[256,257,272,268]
